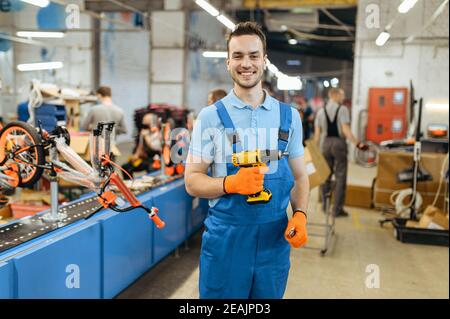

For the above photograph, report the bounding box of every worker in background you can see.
[207,88,227,105]
[185,22,310,299]
[314,88,367,217]
[122,113,161,179]
[262,80,274,96]
[293,94,314,143]
[80,86,128,140]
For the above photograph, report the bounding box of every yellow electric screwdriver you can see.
[231,149,288,204]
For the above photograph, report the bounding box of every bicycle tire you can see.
[0,121,45,187]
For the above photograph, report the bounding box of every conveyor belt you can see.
[0,196,103,253]
[0,174,182,254]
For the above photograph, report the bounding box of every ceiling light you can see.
[194,0,219,17]
[398,0,419,13]
[323,80,330,88]
[17,31,65,38]
[288,38,298,45]
[425,103,449,111]
[280,25,288,31]
[21,0,49,8]
[202,51,227,58]
[17,61,63,72]
[330,78,339,87]
[277,75,302,91]
[217,14,236,30]
[286,60,301,66]
[376,31,390,46]
[267,63,279,74]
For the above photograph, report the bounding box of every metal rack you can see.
[304,188,336,256]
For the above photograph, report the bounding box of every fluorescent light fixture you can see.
[277,75,302,91]
[288,38,298,45]
[202,51,227,58]
[280,25,288,31]
[323,80,330,88]
[405,35,415,43]
[376,31,390,46]
[330,78,339,87]
[195,0,220,17]
[286,60,301,66]
[17,31,65,38]
[398,0,419,13]
[21,0,49,7]
[17,61,63,72]
[425,103,449,111]
[267,63,279,74]
[217,14,236,30]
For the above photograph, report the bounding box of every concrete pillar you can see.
[149,1,186,107]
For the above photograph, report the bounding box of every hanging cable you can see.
[319,8,354,36]
[431,153,449,207]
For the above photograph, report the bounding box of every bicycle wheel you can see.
[0,121,45,187]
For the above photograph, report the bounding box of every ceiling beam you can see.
[243,0,357,9]
[84,0,164,12]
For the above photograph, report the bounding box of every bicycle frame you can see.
[2,121,165,228]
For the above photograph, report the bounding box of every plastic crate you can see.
[393,218,449,246]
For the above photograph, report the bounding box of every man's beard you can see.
[230,70,264,89]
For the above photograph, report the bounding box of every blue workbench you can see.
[0,178,208,299]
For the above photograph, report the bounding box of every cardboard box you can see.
[373,181,446,211]
[19,189,66,205]
[318,183,373,209]
[65,99,81,131]
[304,140,331,190]
[418,205,449,230]
[345,184,373,208]
[405,220,422,228]
[373,150,447,210]
[375,151,447,192]
[69,133,121,161]
[0,204,12,220]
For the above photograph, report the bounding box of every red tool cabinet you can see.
[366,87,408,143]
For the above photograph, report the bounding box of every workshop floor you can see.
[115,143,449,299]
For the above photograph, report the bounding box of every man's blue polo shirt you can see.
[189,90,304,207]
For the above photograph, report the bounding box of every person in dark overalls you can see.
[314,88,367,217]
[185,22,310,299]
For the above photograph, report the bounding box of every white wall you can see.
[352,0,449,138]
[100,17,149,142]
[0,2,92,119]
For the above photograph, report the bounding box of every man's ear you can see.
[226,58,230,71]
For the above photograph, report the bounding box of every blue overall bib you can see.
[199,100,294,299]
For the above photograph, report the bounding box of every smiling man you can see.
[185,22,310,299]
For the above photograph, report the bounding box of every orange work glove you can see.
[285,211,308,248]
[223,166,268,195]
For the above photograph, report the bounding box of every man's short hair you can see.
[328,88,343,98]
[96,86,112,97]
[209,88,227,103]
[227,21,267,56]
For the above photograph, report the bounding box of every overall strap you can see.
[215,100,242,153]
[278,102,292,152]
